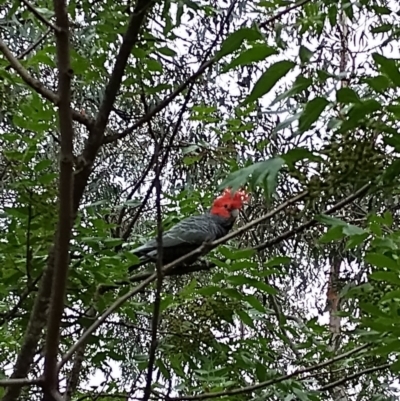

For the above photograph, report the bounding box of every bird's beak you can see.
[231,209,239,218]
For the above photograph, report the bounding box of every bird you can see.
[128,188,249,273]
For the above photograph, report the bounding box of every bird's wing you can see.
[133,215,218,254]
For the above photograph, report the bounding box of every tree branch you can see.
[1,252,55,401]
[0,39,93,129]
[0,378,42,388]
[20,0,61,32]
[59,191,309,369]
[103,0,311,144]
[253,182,372,252]
[5,28,51,71]
[43,0,74,397]
[166,344,370,400]
[318,363,391,392]
[143,151,164,401]
[72,0,156,213]
[81,0,155,161]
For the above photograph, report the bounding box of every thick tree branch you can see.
[81,0,155,163]
[72,0,155,212]
[43,0,74,397]
[1,253,55,401]
[0,378,42,388]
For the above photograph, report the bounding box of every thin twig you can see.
[20,0,61,32]
[5,29,51,71]
[318,363,391,392]
[142,148,164,401]
[253,183,372,252]
[258,0,311,29]
[166,344,370,400]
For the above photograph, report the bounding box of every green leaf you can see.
[244,60,296,105]
[328,4,338,27]
[197,286,220,296]
[282,147,322,167]
[157,46,177,57]
[38,173,58,185]
[219,157,285,194]
[336,87,361,104]
[219,248,255,260]
[370,272,400,286]
[217,27,263,58]
[146,59,163,72]
[371,24,392,34]
[383,158,400,181]
[316,214,346,226]
[372,53,400,87]
[34,159,52,172]
[365,253,399,270]
[299,45,313,64]
[381,290,400,302]
[237,309,254,328]
[265,256,291,267]
[364,75,390,93]
[319,226,345,243]
[229,260,258,271]
[273,112,302,133]
[103,238,123,247]
[270,76,312,106]
[342,224,367,236]
[345,233,369,249]
[245,294,265,313]
[298,97,329,132]
[222,44,277,73]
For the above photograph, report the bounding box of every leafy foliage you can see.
[1,0,400,400]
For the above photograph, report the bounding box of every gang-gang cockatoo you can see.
[128,188,249,272]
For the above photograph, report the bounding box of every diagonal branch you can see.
[82,0,155,158]
[166,344,370,400]
[0,39,93,129]
[43,0,75,397]
[102,0,312,145]
[318,363,391,393]
[253,182,372,252]
[102,59,215,144]
[20,0,61,32]
[5,29,51,71]
[73,0,156,211]
[59,191,308,368]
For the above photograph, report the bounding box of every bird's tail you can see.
[128,254,152,273]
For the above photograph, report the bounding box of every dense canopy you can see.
[1,0,400,400]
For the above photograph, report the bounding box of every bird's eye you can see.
[224,204,229,209]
